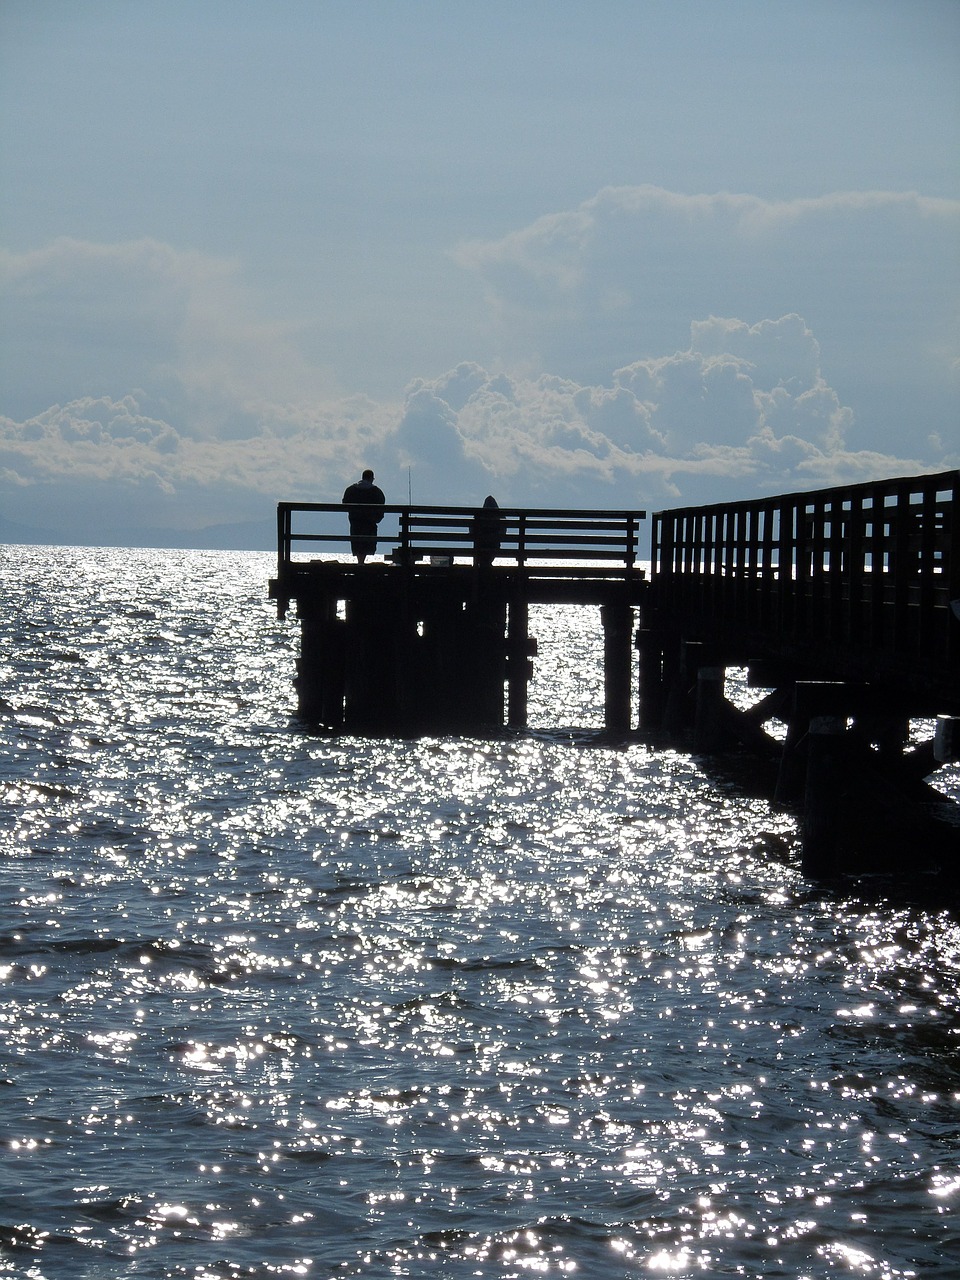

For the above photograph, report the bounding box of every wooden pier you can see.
[269,503,646,734]
[270,470,959,875]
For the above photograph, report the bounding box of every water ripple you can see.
[0,546,958,1277]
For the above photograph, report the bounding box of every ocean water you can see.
[1,543,959,1280]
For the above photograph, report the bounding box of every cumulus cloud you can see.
[0,391,399,536]
[2,184,957,542]
[615,314,853,456]
[453,185,960,454]
[1,308,949,540]
[382,317,930,509]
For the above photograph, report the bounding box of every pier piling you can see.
[801,716,846,876]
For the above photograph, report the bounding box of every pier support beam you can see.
[506,598,532,729]
[296,594,344,727]
[693,666,726,753]
[635,629,665,736]
[464,596,508,730]
[774,710,808,808]
[602,603,633,733]
[661,639,705,740]
[416,597,465,730]
[801,715,846,876]
[343,596,402,729]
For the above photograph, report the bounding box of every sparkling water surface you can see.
[1,545,959,1279]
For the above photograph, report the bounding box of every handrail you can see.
[649,469,959,694]
[277,501,646,577]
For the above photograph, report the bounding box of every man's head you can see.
[362,469,375,482]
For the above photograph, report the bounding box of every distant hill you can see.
[0,514,277,552]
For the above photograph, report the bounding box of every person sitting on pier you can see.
[471,495,503,568]
[342,469,386,563]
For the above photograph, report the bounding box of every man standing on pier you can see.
[342,469,386,563]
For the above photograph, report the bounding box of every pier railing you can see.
[276,502,645,578]
[650,469,960,704]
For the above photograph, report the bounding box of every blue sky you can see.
[1,0,958,543]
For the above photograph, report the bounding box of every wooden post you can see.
[341,591,408,730]
[693,666,726,753]
[635,628,664,735]
[465,596,507,729]
[801,715,846,876]
[295,608,323,723]
[418,598,465,731]
[602,602,633,733]
[662,639,704,740]
[296,594,344,727]
[507,598,532,729]
[774,710,807,807]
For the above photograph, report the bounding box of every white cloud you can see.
[0,308,946,539]
[615,314,853,455]
[2,184,957,541]
[386,320,932,509]
[689,314,822,391]
[0,391,400,535]
[453,185,960,456]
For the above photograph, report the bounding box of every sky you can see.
[1,0,958,546]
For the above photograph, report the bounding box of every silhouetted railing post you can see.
[516,513,528,567]
[398,508,412,563]
[277,503,291,584]
[626,514,637,571]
